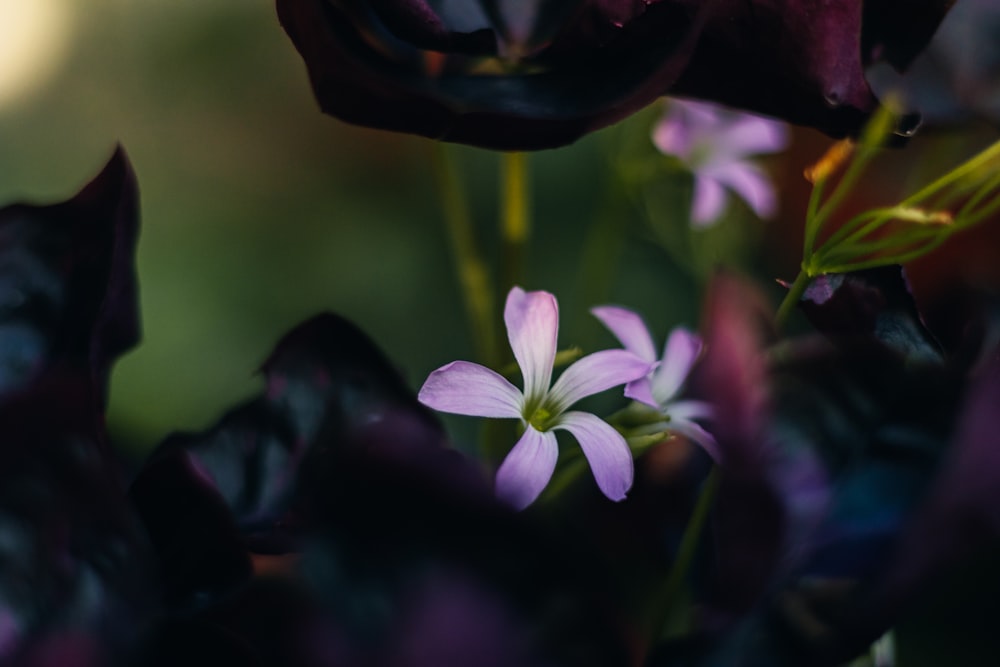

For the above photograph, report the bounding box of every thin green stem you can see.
[501,152,530,294]
[646,467,719,642]
[820,209,894,250]
[963,193,1000,228]
[775,270,812,331]
[818,236,949,274]
[433,145,498,367]
[802,177,827,256]
[956,172,1000,227]
[897,139,1000,209]
[807,145,878,244]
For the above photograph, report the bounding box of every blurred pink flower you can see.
[419,287,651,509]
[653,99,789,227]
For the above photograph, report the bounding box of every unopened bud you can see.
[804,139,855,184]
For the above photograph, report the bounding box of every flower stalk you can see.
[782,104,1000,329]
[501,151,530,294]
[433,145,499,367]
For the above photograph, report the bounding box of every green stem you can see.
[802,177,827,256]
[647,467,719,642]
[956,172,1000,227]
[817,235,949,274]
[501,152,530,294]
[897,139,1000,209]
[963,193,1000,228]
[806,144,878,245]
[775,270,812,331]
[433,145,498,367]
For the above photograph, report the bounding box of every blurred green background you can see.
[0,0,735,453]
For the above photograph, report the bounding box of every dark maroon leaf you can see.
[669,0,953,139]
[0,376,156,667]
[678,274,972,666]
[129,312,486,614]
[869,0,999,125]
[277,0,952,149]
[796,266,943,363]
[0,147,140,406]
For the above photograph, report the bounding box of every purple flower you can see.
[591,305,720,461]
[419,287,652,509]
[653,99,789,226]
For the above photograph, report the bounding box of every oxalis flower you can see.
[653,99,788,227]
[592,305,719,461]
[419,287,652,509]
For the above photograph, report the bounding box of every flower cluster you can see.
[419,287,652,509]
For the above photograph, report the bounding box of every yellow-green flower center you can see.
[527,406,554,432]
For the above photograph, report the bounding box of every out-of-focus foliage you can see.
[0,1,700,452]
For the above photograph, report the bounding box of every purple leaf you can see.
[0,147,140,406]
[796,265,943,362]
[0,376,156,666]
[277,0,951,149]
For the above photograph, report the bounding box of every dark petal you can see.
[0,376,156,666]
[0,147,140,406]
[796,265,943,363]
[277,0,710,150]
[669,0,952,138]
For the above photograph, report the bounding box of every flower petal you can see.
[667,399,714,422]
[494,426,558,510]
[710,113,789,161]
[554,411,633,502]
[668,418,722,463]
[419,361,523,418]
[590,305,657,362]
[691,175,727,226]
[707,161,779,220]
[547,350,653,414]
[504,287,558,406]
[651,328,703,405]
[624,378,658,409]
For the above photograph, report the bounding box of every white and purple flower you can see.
[653,99,789,227]
[591,305,719,461]
[419,287,652,510]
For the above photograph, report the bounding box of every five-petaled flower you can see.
[419,287,652,509]
[592,305,719,461]
[653,99,788,227]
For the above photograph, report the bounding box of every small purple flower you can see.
[591,305,719,461]
[419,287,652,509]
[653,99,789,227]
